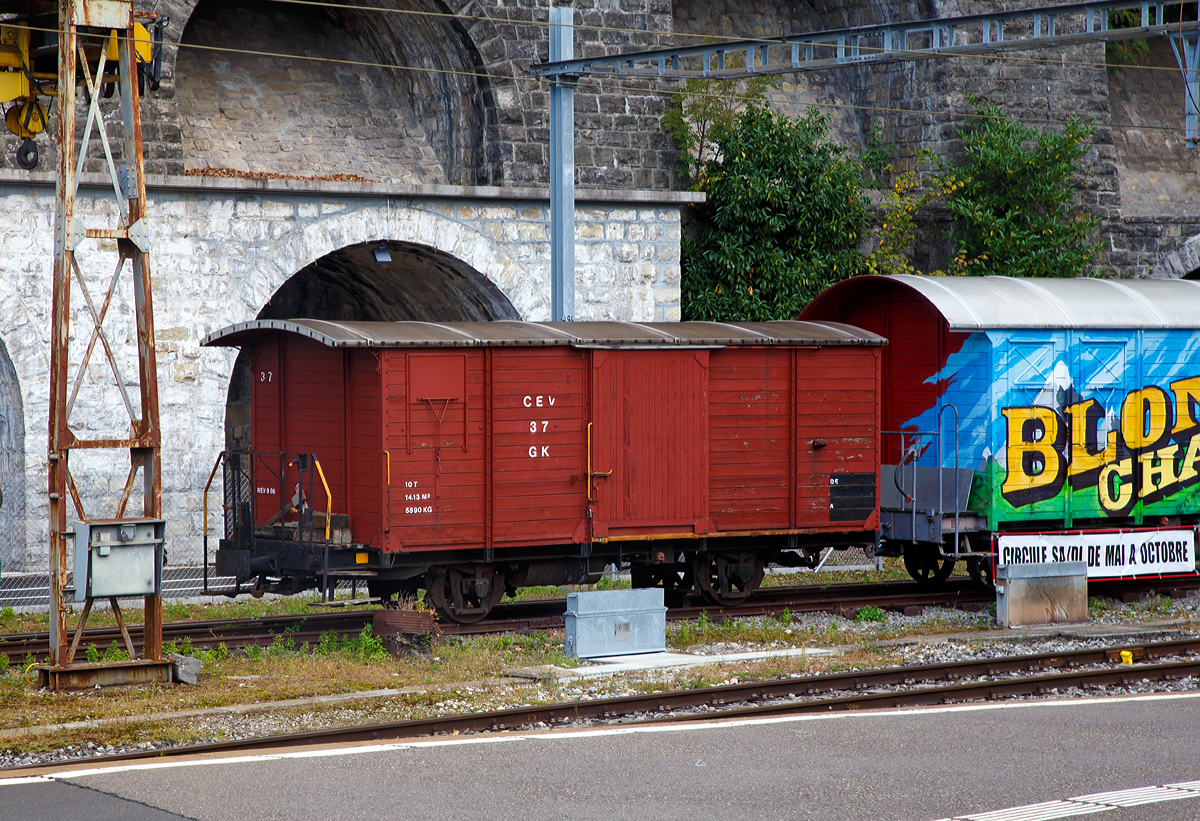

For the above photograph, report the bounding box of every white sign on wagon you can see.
[996,529,1197,580]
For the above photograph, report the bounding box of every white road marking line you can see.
[0,776,53,786]
[1072,785,1199,807]
[959,799,1111,820]
[945,783,1200,821]
[0,690,1195,783]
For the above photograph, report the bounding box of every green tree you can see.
[662,60,773,187]
[944,102,1100,278]
[680,105,867,321]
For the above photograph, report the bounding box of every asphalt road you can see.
[4,692,1198,821]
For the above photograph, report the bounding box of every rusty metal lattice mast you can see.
[47,0,163,675]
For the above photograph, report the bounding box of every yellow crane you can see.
[0,7,161,168]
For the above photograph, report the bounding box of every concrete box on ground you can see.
[996,561,1087,628]
[565,588,667,658]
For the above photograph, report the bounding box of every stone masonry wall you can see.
[0,175,686,570]
[5,0,1200,280]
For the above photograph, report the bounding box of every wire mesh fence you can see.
[811,546,883,572]
[0,548,882,611]
[0,566,243,611]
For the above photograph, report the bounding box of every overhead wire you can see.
[257,0,1200,78]
[5,15,1195,136]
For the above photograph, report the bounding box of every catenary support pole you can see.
[548,7,575,322]
[1169,33,1200,148]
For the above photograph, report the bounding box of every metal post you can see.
[1169,33,1200,148]
[548,6,575,321]
[48,0,79,669]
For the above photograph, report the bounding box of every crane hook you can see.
[15,138,37,170]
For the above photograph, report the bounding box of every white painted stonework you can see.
[0,175,688,569]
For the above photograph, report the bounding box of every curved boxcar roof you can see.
[202,319,884,348]
[802,274,1200,330]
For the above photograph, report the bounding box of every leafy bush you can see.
[865,154,961,277]
[681,105,867,320]
[944,101,1099,278]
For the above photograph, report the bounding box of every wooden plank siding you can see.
[708,348,792,530]
[795,347,881,529]
[489,348,589,546]
[381,350,487,550]
[590,350,709,536]
[249,335,883,555]
[830,284,968,463]
[347,349,383,547]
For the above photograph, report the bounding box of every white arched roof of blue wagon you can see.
[201,319,884,349]
[802,274,1200,330]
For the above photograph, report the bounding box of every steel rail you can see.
[0,611,373,661]
[2,575,1196,656]
[1,579,971,655]
[6,638,1198,773]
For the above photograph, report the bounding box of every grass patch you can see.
[763,556,911,587]
[0,623,576,754]
[0,595,379,637]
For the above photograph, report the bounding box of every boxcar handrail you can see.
[313,459,333,542]
[201,451,223,595]
[938,403,961,557]
[586,422,612,503]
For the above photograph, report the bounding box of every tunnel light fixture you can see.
[373,242,392,264]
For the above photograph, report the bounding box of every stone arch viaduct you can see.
[1,0,1199,569]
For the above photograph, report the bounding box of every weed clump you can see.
[855,606,886,624]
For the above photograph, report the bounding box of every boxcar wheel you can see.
[903,545,955,588]
[632,563,695,608]
[694,552,763,606]
[967,553,994,591]
[426,566,504,624]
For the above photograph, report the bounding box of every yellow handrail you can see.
[313,458,332,541]
[385,450,390,486]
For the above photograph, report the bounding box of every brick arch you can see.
[227,202,548,325]
[1151,233,1200,279]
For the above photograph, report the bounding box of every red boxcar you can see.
[203,320,884,621]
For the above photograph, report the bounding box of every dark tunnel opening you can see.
[225,240,521,451]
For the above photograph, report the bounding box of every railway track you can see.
[8,637,1200,773]
[2,575,1195,660]
[0,611,373,663]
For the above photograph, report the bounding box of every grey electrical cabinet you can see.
[73,519,165,602]
[564,588,667,658]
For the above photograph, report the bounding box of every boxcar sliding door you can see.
[589,350,710,537]
[382,351,486,550]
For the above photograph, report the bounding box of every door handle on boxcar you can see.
[586,422,613,503]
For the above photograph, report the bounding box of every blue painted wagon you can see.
[803,275,1200,586]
